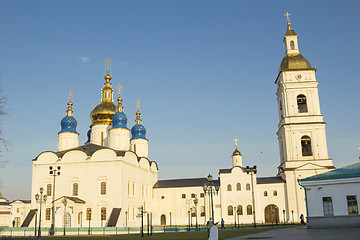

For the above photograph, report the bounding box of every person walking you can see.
[300,214,305,225]
[221,218,225,229]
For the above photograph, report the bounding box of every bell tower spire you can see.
[283,12,299,55]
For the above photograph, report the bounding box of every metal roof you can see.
[301,162,360,182]
[154,178,220,188]
[257,176,285,184]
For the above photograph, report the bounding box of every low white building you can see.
[299,162,360,228]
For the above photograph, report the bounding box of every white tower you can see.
[57,89,79,151]
[232,138,242,167]
[108,84,130,151]
[90,58,116,146]
[275,15,334,220]
[130,100,148,158]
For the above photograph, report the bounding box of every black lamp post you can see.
[49,166,61,236]
[202,174,219,224]
[245,166,257,228]
[193,197,198,231]
[234,207,236,228]
[187,210,190,231]
[34,210,38,237]
[35,187,47,240]
[63,198,67,235]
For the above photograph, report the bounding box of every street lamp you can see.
[49,165,61,236]
[125,211,128,228]
[234,206,236,228]
[35,187,47,240]
[193,197,198,231]
[245,165,257,228]
[87,209,91,235]
[63,198,67,235]
[187,210,190,231]
[202,174,219,224]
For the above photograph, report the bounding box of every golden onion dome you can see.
[279,54,314,72]
[90,102,116,126]
[232,148,241,157]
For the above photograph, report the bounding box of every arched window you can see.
[100,182,106,195]
[246,183,250,191]
[301,135,312,156]
[236,183,241,191]
[47,184,52,196]
[247,205,252,215]
[78,212,82,224]
[101,207,106,221]
[274,190,278,196]
[191,193,196,198]
[228,205,233,216]
[182,194,186,199]
[290,41,295,50]
[227,184,232,191]
[191,208,196,217]
[201,206,205,217]
[73,183,78,196]
[237,205,243,215]
[45,208,51,220]
[297,94,308,113]
[264,191,268,197]
[200,193,204,198]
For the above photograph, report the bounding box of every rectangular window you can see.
[100,182,106,195]
[347,195,358,214]
[86,208,92,221]
[47,184,52,196]
[45,208,51,220]
[73,183,78,196]
[322,197,334,216]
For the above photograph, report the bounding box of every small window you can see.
[200,193,204,198]
[100,182,106,195]
[228,205,233,216]
[301,136,312,156]
[191,193,196,198]
[237,205,243,215]
[322,197,334,216]
[290,41,295,50]
[273,190,278,196]
[264,191,268,197]
[16,208,19,213]
[201,206,205,217]
[227,184,232,191]
[86,208,92,221]
[101,207,106,221]
[297,94,308,113]
[47,184,52,196]
[45,208,51,220]
[236,183,241,191]
[247,205,252,215]
[182,194,186,199]
[347,195,358,214]
[73,183,78,196]
[246,184,250,191]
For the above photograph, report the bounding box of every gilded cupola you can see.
[90,58,117,126]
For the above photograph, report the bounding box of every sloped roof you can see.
[154,178,220,188]
[301,162,360,182]
[257,176,285,184]
[54,196,86,204]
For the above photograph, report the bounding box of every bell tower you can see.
[275,14,335,221]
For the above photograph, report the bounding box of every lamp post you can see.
[169,212,172,227]
[283,210,286,226]
[87,209,91,235]
[275,206,278,225]
[34,210,38,237]
[63,198,67,235]
[234,207,236,228]
[35,187,47,240]
[291,210,294,224]
[193,197,198,231]
[125,211,128,228]
[245,165,257,228]
[202,174,219,224]
[187,210,190,231]
[49,166,61,236]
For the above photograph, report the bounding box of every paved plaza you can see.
[228,226,360,240]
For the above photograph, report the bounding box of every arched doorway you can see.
[160,214,166,225]
[63,212,71,228]
[264,204,279,224]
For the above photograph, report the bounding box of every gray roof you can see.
[257,176,285,184]
[11,200,31,204]
[54,196,86,204]
[301,162,360,182]
[154,178,220,188]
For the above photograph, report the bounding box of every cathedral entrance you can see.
[264,204,279,224]
[160,214,166,225]
[63,212,71,228]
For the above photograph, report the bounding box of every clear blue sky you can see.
[0,0,359,200]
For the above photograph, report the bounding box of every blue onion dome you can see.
[59,92,78,134]
[131,102,147,140]
[85,129,91,143]
[112,90,128,129]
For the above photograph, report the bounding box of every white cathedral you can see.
[0,19,336,229]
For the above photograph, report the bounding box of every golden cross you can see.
[233,138,239,148]
[117,84,123,97]
[284,12,291,22]
[136,99,141,111]
[104,58,112,74]
[68,89,74,101]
